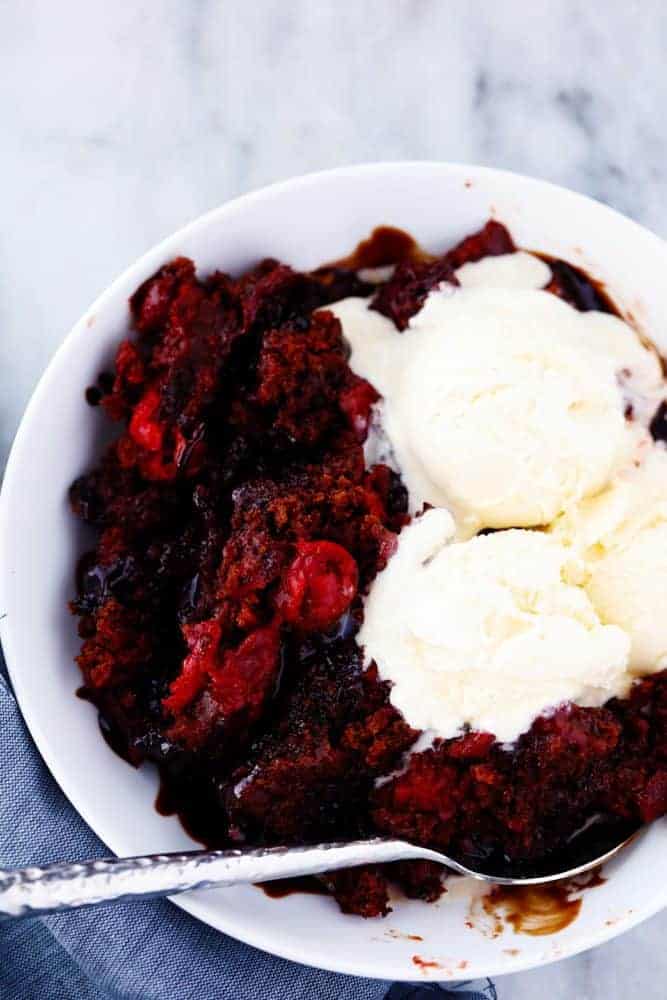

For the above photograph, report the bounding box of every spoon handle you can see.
[0,837,420,920]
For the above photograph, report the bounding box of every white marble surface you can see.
[2,0,667,995]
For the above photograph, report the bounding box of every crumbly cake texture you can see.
[70,222,667,916]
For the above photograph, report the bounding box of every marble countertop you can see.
[2,1,667,996]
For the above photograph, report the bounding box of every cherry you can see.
[129,388,164,453]
[276,540,358,632]
[163,620,221,714]
[163,620,281,721]
[211,622,281,720]
[339,378,379,440]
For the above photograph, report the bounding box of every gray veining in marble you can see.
[2,1,667,995]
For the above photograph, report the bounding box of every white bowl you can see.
[2,162,666,982]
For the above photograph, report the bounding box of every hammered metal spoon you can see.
[0,829,639,920]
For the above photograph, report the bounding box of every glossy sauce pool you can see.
[479,869,606,937]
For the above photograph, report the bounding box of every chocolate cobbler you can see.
[70,221,667,917]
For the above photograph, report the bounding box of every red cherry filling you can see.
[163,619,221,714]
[127,387,188,481]
[129,387,164,452]
[339,377,379,440]
[212,622,282,719]
[276,540,359,632]
[164,619,281,721]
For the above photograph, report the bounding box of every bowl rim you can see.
[2,160,667,982]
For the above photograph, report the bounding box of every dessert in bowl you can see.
[2,163,667,980]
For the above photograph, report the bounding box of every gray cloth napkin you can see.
[0,658,496,1000]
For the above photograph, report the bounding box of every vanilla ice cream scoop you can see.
[402,288,630,532]
[330,269,649,534]
[455,250,551,290]
[551,446,667,672]
[358,509,631,743]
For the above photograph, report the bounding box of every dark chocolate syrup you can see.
[258,876,329,899]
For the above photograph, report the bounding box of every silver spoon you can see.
[0,829,639,920]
